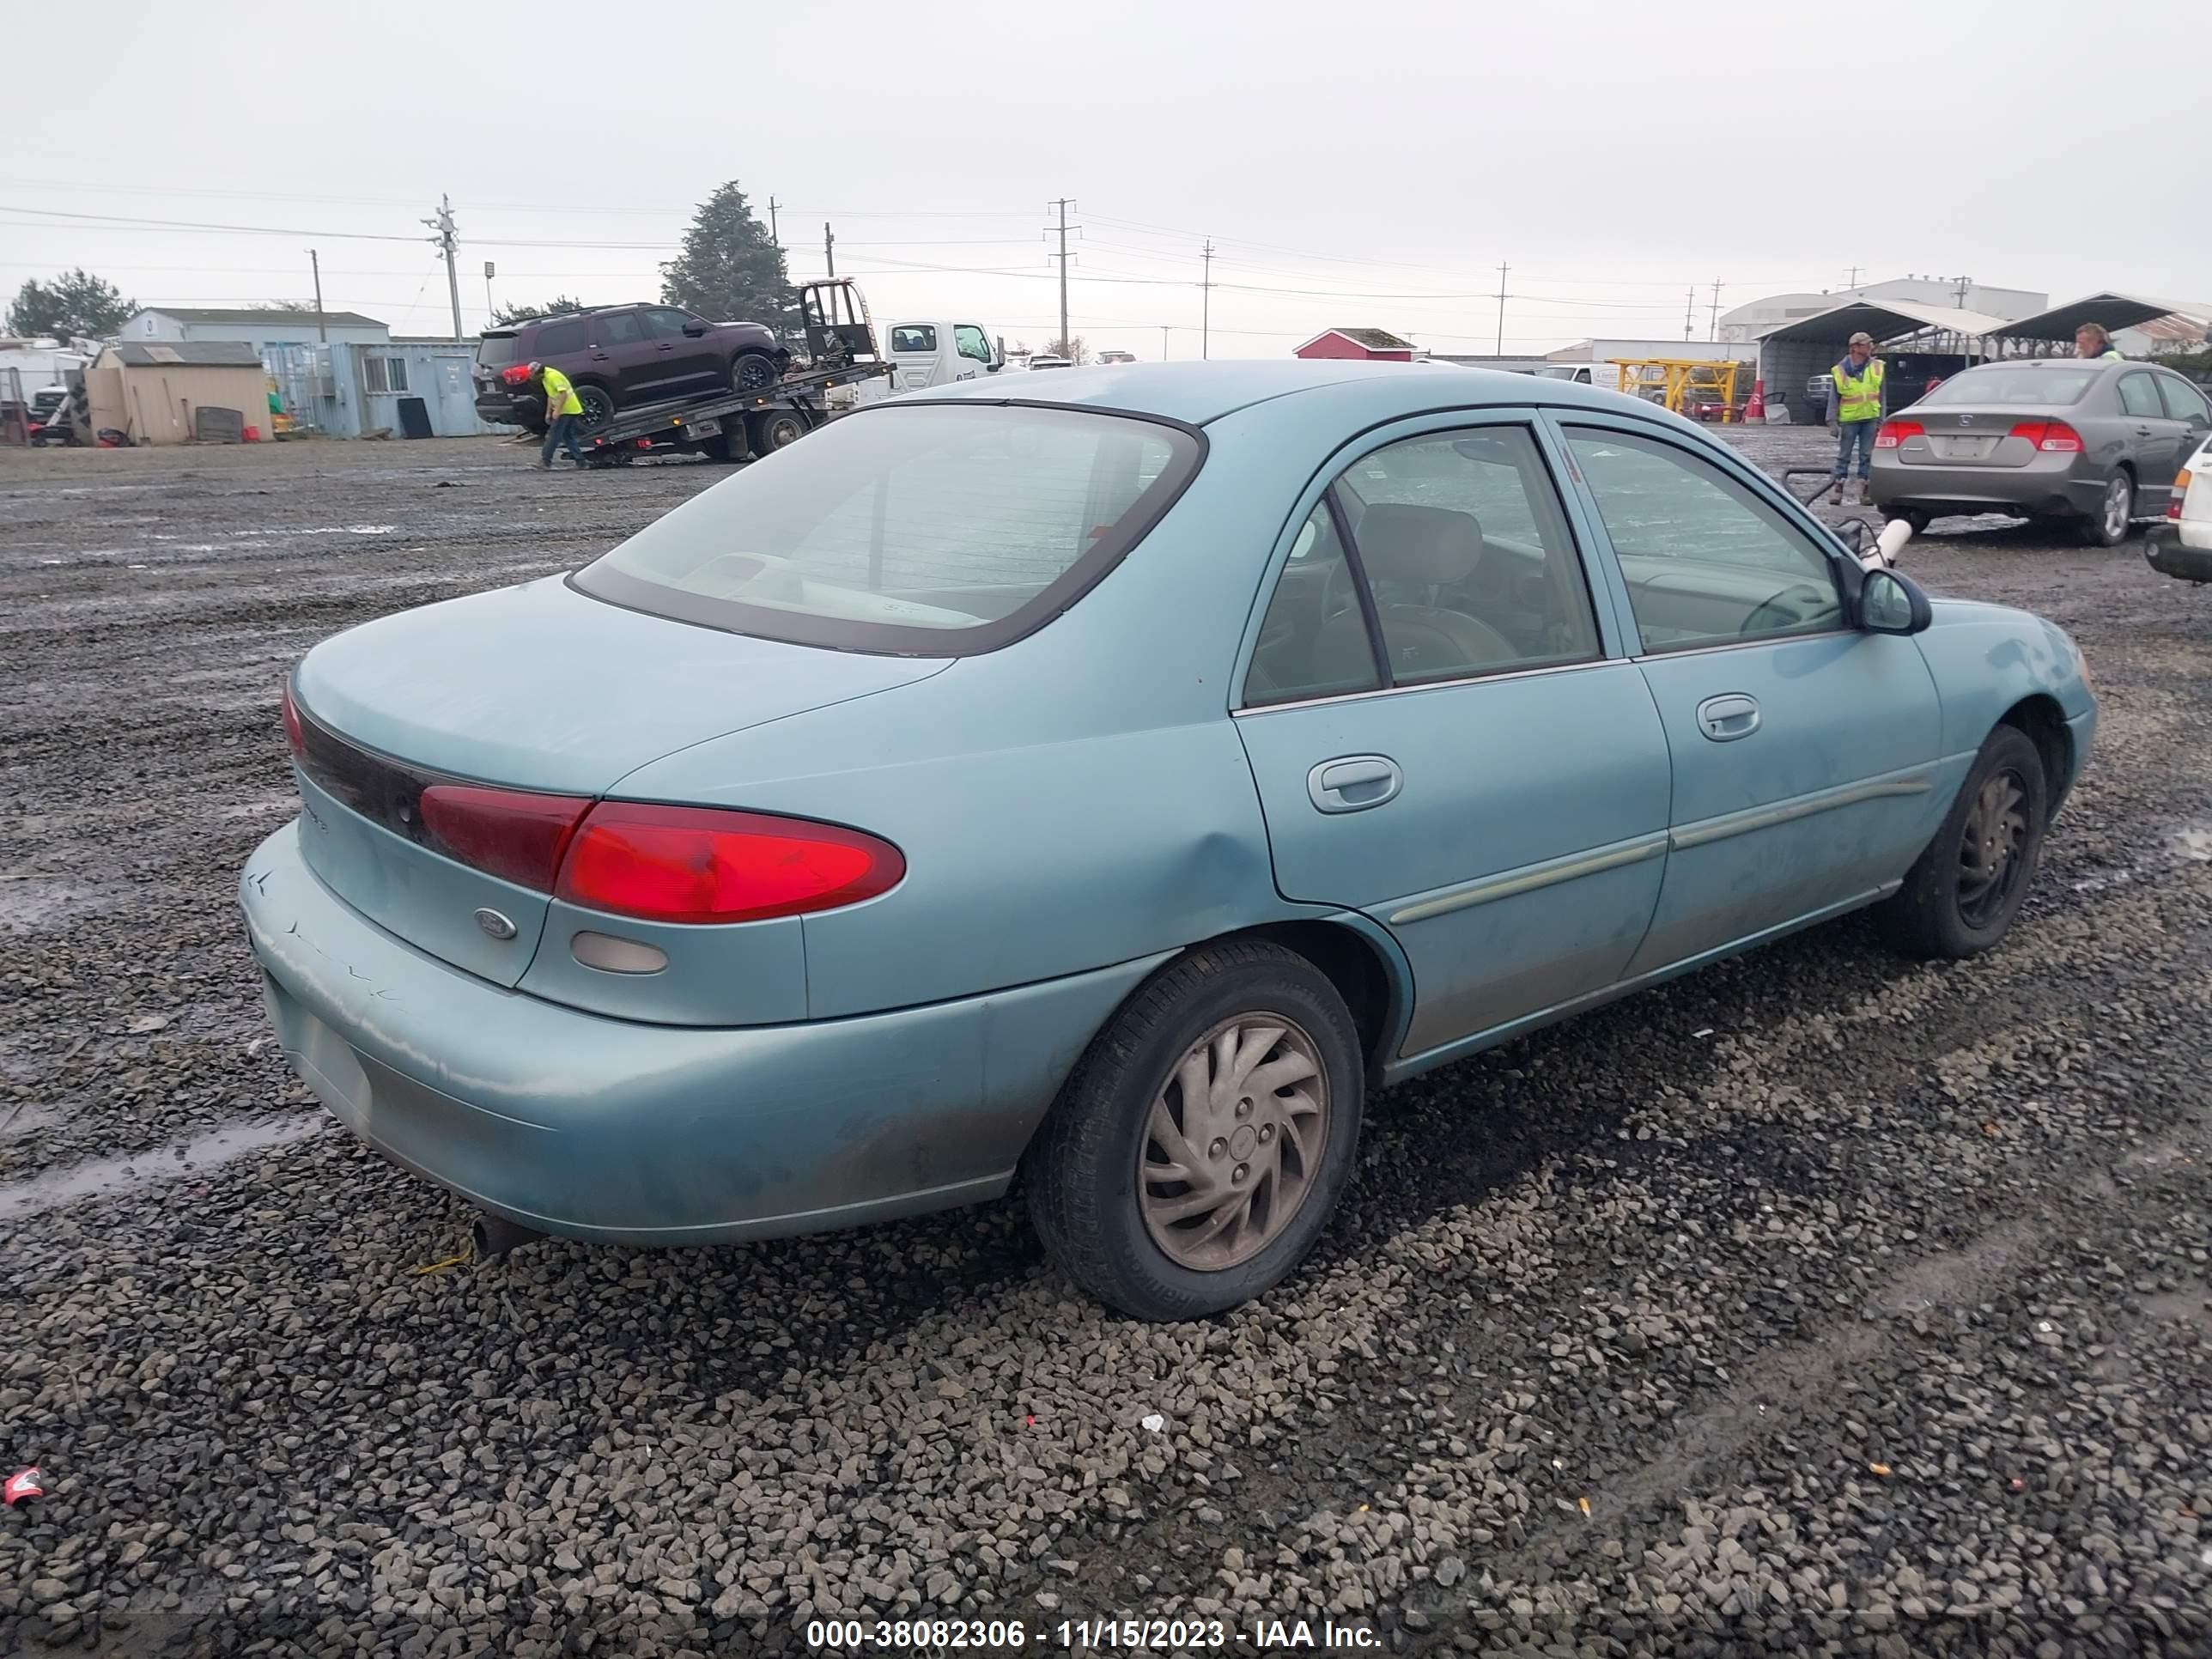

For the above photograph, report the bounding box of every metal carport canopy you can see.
[1989,291,2202,342]
[1757,296,2016,345]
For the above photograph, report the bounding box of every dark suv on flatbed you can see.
[474,304,789,432]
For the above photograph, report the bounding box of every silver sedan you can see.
[1868,359,2212,545]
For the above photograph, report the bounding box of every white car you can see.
[2147,429,2212,583]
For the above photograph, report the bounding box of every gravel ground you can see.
[3,426,2210,1658]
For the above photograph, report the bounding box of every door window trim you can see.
[1231,410,1619,711]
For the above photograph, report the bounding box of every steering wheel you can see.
[1741,582,1834,636]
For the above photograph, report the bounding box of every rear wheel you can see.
[744,408,809,457]
[730,351,781,393]
[2077,471,2134,546]
[572,382,615,434]
[1876,724,2048,960]
[1026,941,1363,1322]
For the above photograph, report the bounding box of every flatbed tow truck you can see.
[580,279,892,467]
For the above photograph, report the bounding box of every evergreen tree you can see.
[8,269,136,342]
[660,183,796,330]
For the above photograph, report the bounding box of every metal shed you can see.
[1758,297,2013,424]
[1985,292,2202,352]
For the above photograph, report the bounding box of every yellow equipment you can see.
[1604,359,1747,422]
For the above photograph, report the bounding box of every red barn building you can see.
[1292,327,1417,362]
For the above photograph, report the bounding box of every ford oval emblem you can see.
[473,908,518,941]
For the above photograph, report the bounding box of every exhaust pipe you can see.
[471,1212,544,1261]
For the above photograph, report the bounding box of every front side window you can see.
[2159,375,2212,426]
[641,308,696,342]
[955,325,993,363]
[1565,426,1843,651]
[890,325,938,353]
[574,404,1200,655]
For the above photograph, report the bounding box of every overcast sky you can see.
[6,0,2197,361]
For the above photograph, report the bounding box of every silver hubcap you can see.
[1139,1016,1328,1272]
[2106,479,2130,538]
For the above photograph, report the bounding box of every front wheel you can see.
[730,351,781,393]
[1876,724,2048,960]
[2077,472,2134,547]
[1025,941,1364,1321]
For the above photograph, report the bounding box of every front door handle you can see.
[1696,693,1760,742]
[1308,755,1402,814]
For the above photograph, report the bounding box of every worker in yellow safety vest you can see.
[2075,322,2124,361]
[531,362,588,469]
[1826,331,1886,505]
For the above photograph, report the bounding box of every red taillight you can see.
[554,803,904,925]
[500,363,533,386]
[2008,420,2083,453]
[1873,419,1922,449]
[281,681,305,759]
[418,785,591,892]
[2168,467,2191,519]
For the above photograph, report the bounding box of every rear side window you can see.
[475,332,520,368]
[597,312,644,345]
[574,403,1202,655]
[890,325,938,352]
[534,319,586,356]
[2160,376,2212,425]
[2118,374,2165,418]
[1918,365,2094,406]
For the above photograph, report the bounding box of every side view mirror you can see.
[1859,567,1932,635]
[682,320,709,337]
[992,335,1007,370]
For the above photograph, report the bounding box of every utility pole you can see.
[308,248,326,343]
[1844,265,1864,290]
[1684,285,1697,342]
[1952,273,1971,307]
[422,193,463,340]
[823,222,836,279]
[1200,240,1214,361]
[483,260,495,329]
[768,196,780,247]
[1708,278,1723,342]
[1494,262,1509,355]
[1045,198,1078,353]
[1160,324,1170,362]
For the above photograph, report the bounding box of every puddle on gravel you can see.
[0,1115,325,1223]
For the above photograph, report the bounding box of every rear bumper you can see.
[474,390,544,428]
[1869,453,2100,519]
[240,821,1163,1244]
[2146,520,2212,581]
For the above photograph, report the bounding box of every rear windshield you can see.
[1918,364,2098,406]
[573,403,1203,655]
[476,331,521,368]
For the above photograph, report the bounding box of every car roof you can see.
[902,358,1662,427]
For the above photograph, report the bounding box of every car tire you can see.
[744,409,808,457]
[1025,940,1364,1322]
[572,382,616,434]
[2077,471,2134,547]
[1875,723,2048,961]
[730,351,781,393]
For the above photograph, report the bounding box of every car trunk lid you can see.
[1886,404,2050,469]
[288,574,947,986]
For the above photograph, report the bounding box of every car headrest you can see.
[1355,503,1483,585]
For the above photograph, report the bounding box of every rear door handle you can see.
[1307,755,1402,814]
[1696,693,1760,742]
